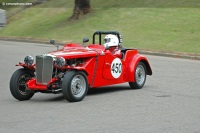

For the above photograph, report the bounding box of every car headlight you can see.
[56,57,66,67]
[24,55,34,66]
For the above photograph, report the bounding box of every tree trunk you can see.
[70,0,91,19]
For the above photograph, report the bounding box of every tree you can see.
[70,0,91,19]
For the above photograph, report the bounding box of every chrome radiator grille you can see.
[36,55,54,85]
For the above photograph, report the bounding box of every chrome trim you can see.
[36,54,54,85]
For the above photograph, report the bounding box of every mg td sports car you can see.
[10,31,152,102]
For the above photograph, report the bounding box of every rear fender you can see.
[126,54,152,82]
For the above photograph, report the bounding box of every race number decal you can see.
[111,58,122,78]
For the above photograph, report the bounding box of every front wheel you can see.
[10,68,35,101]
[62,71,88,102]
[129,62,147,89]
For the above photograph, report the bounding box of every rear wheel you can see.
[62,71,88,102]
[129,62,146,89]
[10,68,35,101]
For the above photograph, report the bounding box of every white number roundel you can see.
[111,58,122,78]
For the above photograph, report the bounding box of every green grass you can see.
[0,0,200,54]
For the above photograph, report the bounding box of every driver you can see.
[103,34,122,58]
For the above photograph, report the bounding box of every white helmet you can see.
[103,34,119,47]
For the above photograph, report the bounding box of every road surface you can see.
[0,40,200,133]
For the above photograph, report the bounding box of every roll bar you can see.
[92,31,122,45]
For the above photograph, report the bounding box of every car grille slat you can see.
[36,55,54,85]
[36,56,43,84]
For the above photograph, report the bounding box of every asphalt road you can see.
[0,40,200,133]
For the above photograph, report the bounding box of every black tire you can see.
[10,68,35,101]
[129,62,147,89]
[62,71,88,102]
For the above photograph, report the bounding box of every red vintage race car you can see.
[10,31,152,102]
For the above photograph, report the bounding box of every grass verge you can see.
[0,0,200,54]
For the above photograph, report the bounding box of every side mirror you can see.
[83,38,89,43]
[50,39,55,45]
[50,39,59,50]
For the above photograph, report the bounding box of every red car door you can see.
[103,52,125,81]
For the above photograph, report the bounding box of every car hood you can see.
[49,47,97,59]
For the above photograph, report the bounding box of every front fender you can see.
[126,54,152,82]
[70,57,96,86]
[16,62,35,71]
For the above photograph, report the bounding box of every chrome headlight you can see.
[56,57,66,67]
[24,55,34,66]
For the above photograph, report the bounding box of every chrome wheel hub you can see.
[136,65,145,86]
[71,75,86,98]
